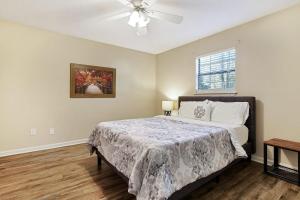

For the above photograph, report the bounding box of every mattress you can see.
[161,115,249,145]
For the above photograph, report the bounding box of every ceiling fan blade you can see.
[141,0,158,8]
[117,0,134,8]
[148,10,183,24]
[99,10,131,21]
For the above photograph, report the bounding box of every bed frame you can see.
[92,96,256,200]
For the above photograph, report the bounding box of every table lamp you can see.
[162,101,173,116]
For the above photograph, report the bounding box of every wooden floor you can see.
[0,144,299,200]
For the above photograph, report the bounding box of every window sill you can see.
[195,90,237,95]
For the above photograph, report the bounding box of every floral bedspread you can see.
[88,117,247,200]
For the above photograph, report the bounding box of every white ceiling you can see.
[0,0,299,54]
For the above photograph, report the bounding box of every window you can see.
[196,48,236,93]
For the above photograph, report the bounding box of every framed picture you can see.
[70,63,116,98]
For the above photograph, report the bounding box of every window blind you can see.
[196,49,236,91]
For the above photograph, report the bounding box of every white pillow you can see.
[171,110,179,117]
[179,101,211,121]
[210,101,249,125]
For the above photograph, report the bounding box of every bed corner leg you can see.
[97,155,102,169]
[215,175,220,183]
[247,154,252,162]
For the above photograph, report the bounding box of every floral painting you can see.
[70,63,116,98]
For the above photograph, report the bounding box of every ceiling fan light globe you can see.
[136,27,148,36]
[138,16,150,27]
[128,11,140,27]
[128,19,136,27]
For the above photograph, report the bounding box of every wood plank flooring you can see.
[0,144,299,200]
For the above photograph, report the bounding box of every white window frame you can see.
[195,48,237,94]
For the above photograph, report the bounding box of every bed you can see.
[88,96,256,200]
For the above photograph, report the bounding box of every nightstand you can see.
[264,138,300,185]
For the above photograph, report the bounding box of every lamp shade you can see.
[162,101,173,111]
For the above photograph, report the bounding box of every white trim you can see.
[0,138,88,157]
[1,139,297,170]
[252,155,297,170]
[195,47,236,59]
[195,89,237,95]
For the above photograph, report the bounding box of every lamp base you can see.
[164,111,171,116]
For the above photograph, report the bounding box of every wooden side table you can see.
[264,138,300,185]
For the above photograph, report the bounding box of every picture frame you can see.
[70,63,116,98]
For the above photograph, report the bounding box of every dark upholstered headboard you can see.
[178,96,256,154]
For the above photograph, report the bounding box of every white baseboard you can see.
[252,155,297,170]
[0,138,88,157]
[1,141,298,170]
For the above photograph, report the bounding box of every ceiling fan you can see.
[101,0,183,36]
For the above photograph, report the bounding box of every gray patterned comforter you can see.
[88,116,247,200]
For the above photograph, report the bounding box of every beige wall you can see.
[156,5,300,167]
[1,5,300,168]
[0,20,156,151]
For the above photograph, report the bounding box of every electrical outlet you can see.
[30,128,37,135]
[49,128,55,135]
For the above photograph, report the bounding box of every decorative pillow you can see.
[209,101,249,125]
[179,101,211,121]
[194,105,206,119]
